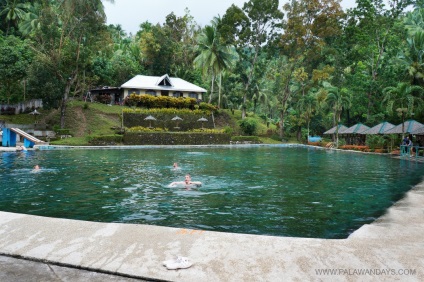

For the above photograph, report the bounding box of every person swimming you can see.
[31,164,41,173]
[169,174,202,188]
[172,162,181,170]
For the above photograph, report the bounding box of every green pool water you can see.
[1,146,423,238]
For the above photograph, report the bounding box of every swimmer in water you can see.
[172,162,179,169]
[169,174,202,187]
[32,164,40,172]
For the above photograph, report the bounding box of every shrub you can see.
[127,126,168,132]
[88,134,123,145]
[339,145,370,151]
[199,102,218,112]
[190,128,224,133]
[238,117,258,136]
[124,94,199,110]
[366,135,387,150]
[96,94,112,104]
[308,141,324,147]
[223,126,233,135]
[231,136,260,142]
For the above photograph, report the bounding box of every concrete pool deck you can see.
[0,180,423,281]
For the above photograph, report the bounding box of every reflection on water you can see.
[1,147,423,239]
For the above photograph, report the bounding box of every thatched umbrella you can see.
[144,115,156,128]
[197,117,208,129]
[28,109,41,123]
[172,116,183,128]
[361,121,395,135]
[383,120,424,135]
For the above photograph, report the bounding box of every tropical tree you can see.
[194,22,238,107]
[0,35,32,103]
[383,82,424,137]
[343,0,408,121]
[396,30,424,86]
[0,0,28,35]
[278,0,344,137]
[30,0,111,128]
[324,83,351,147]
[18,1,41,36]
[298,91,319,141]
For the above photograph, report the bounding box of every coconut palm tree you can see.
[397,31,424,86]
[298,91,318,141]
[251,82,269,114]
[194,20,238,106]
[383,82,424,137]
[0,0,29,35]
[403,7,424,37]
[324,83,351,147]
[18,1,41,36]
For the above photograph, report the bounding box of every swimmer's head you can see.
[185,174,191,184]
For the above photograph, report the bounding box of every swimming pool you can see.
[1,145,423,238]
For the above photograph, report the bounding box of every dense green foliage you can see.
[238,117,258,135]
[1,0,423,140]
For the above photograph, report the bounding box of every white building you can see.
[121,74,206,101]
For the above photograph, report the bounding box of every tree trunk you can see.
[307,120,310,142]
[296,126,302,141]
[218,73,222,108]
[279,110,285,139]
[60,77,74,129]
[208,73,215,104]
[242,88,248,119]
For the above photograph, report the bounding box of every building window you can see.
[188,92,198,99]
[129,89,140,95]
[173,91,183,97]
[145,90,156,96]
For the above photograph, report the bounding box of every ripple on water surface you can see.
[1,147,423,238]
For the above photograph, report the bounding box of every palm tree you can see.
[250,81,270,114]
[324,83,351,147]
[403,8,424,37]
[194,21,238,106]
[18,1,41,36]
[0,0,28,35]
[298,91,318,141]
[383,82,424,137]
[397,31,424,85]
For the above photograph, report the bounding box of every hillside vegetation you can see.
[1,101,286,145]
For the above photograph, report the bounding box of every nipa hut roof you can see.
[323,124,348,135]
[412,126,424,135]
[361,121,395,135]
[340,123,370,134]
[383,120,424,134]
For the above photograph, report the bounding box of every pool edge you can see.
[0,179,423,281]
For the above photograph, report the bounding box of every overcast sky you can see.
[103,0,358,35]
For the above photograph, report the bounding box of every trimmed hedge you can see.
[339,145,370,151]
[231,136,260,141]
[123,132,230,145]
[88,135,123,145]
[123,109,214,130]
[124,94,218,112]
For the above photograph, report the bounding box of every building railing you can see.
[400,145,424,161]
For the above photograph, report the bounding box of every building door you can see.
[161,90,169,96]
